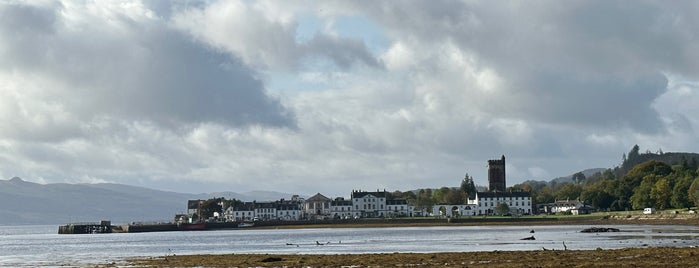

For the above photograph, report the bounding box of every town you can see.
[178,156,579,225]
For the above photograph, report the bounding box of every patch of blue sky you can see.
[269,15,389,94]
[296,14,389,56]
[331,15,390,55]
[266,57,347,94]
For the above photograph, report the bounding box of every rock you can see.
[261,257,283,262]
[581,227,620,233]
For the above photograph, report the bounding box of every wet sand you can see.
[126,247,699,267]
[113,215,699,267]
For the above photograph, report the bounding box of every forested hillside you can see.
[513,145,699,211]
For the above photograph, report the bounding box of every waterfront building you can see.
[351,190,388,218]
[386,199,411,217]
[473,191,532,215]
[541,200,592,215]
[224,198,303,221]
[330,197,355,219]
[432,204,477,217]
[304,193,332,219]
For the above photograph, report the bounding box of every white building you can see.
[432,204,478,217]
[386,199,411,217]
[546,200,592,215]
[224,198,303,221]
[473,191,532,215]
[330,197,355,219]
[305,193,332,219]
[351,190,389,218]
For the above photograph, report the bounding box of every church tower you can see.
[487,155,506,192]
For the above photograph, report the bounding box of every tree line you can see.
[512,146,699,211]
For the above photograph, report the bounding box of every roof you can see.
[306,193,331,202]
[351,190,388,199]
[476,191,531,198]
[331,200,353,206]
[386,199,407,205]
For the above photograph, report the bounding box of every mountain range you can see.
[0,177,293,225]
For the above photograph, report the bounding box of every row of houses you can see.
[221,190,412,222]
[184,188,569,222]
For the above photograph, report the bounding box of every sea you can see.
[1,224,699,267]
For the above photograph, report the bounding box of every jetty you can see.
[58,221,114,234]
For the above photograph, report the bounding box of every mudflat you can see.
[127,247,699,267]
[115,215,699,267]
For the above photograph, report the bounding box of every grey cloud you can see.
[0,2,295,136]
[171,1,381,71]
[302,34,382,69]
[349,1,699,133]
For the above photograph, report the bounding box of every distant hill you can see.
[549,168,607,185]
[0,177,295,226]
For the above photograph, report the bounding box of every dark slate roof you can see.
[331,200,353,206]
[351,191,388,199]
[476,191,531,198]
[386,199,408,205]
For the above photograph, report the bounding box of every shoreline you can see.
[250,214,699,229]
[110,216,699,267]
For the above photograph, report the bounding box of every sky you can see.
[1,1,698,198]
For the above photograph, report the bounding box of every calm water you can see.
[1,224,699,267]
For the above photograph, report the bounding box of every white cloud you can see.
[1,1,699,197]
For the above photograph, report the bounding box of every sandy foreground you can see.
[102,216,699,268]
[119,247,699,268]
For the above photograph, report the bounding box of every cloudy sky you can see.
[1,1,698,197]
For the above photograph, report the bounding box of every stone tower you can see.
[488,155,506,192]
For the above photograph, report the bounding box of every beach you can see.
[114,215,699,268]
[125,247,699,267]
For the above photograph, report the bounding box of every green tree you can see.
[651,178,672,210]
[631,175,658,210]
[432,187,451,204]
[460,173,477,199]
[572,172,586,184]
[689,177,699,207]
[555,183,583,201]
[495,202,510,216]
[580,179,616,210]
[671,174,694,209]
[620,161,673,210]
[416,189,435,210]
[535,186,555,204]
[444,189,467,204]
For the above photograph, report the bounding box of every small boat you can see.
[178,222,206,231]
[520,236,535,240]
[238,222,254,228]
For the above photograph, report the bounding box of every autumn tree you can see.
[689,177,699,207]
[651,178,672,210]
[535,186,555,204]
[555,183,583,201]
